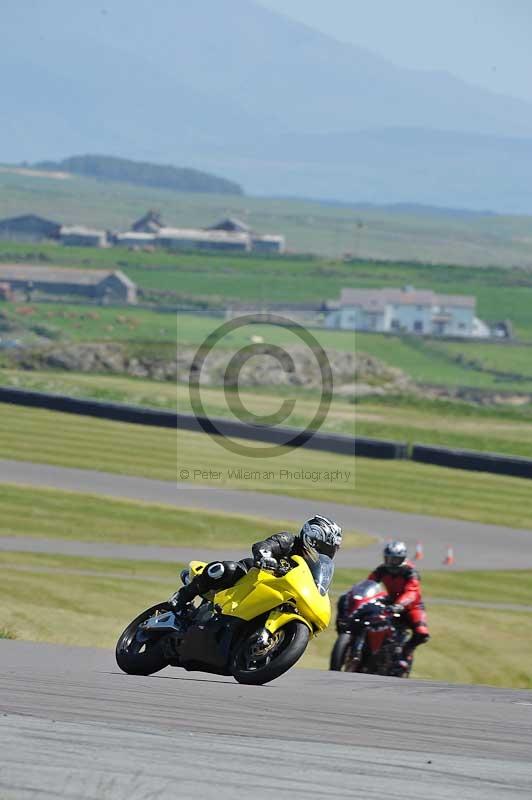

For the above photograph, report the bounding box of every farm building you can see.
[251,234,286,254]
[156,227,250,252]
[0,214,61,242]
[0,265,137,304]
[208,217,286,252]
[325,287,489,338]
[60,225,108,247]
[114,231,156,248]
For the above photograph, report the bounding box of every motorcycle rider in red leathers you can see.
[369,541,430,675]
[337,540,430,676]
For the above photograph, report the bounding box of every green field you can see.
[0,483,370,550]
[4,236,532,336]
[1,302,178,344]
[1,549,530,688]
[2,167,532,265]
[6,369,532,458]
[3,404,532,527]
[5,299,532,394]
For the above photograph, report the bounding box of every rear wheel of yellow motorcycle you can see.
[231,621,310,685]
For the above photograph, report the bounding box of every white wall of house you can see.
[471,317,491,338]
[388,303,433,334]
[431,304,474,336]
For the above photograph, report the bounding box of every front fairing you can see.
[347,580,387,613]
[214,555,331,632]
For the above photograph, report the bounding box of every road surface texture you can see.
[0,641,531,800]
[1,459,531,570]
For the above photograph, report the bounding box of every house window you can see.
[416,305,424,311]
[390,319,400,330]
[414,320,424,333]
[458,322,466,330]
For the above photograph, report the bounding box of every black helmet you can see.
[299,515,342,559]
[383,540,407,573]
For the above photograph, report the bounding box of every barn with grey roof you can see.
[0,265,137,304]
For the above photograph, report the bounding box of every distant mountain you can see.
[1,0,532,211]
[33,155,243,196]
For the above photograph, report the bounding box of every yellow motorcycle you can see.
[116,553,333,685]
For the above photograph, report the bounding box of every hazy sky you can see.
[258,0,532,103]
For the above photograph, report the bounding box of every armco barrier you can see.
[0,386,177,428]
[412,443,532,479]
[0,386,407,459]
[354,436,408,460]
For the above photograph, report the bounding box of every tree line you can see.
[33,154,243,196]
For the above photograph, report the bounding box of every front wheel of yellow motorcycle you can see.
[231,621,310,685]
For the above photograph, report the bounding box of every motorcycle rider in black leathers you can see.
[172,515,343,611]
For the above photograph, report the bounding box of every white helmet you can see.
[299,515,343,559]
[383,540,407,572]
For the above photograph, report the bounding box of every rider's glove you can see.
[255,548,278,571]
[390,603,404,615]
[257,555,278,571]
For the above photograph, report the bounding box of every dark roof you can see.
[0,264,134,287]
[0,214,61,230]
[207,216,250,233]
[132,210,163,232]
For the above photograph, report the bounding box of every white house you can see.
[325,287,490,338]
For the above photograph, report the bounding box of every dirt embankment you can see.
[8,342,413,397]
[9,342,532,406]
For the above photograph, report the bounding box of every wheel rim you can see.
[239,629,289,672]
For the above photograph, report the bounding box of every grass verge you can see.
[0,483,371,549]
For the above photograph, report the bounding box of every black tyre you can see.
[329,633,351,670]
[231,621,310,685]
[116,603,171,676]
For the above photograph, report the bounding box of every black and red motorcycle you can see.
[329,579,409,676]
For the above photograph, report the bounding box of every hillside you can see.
[2,0,532,210]
[33,155,242,196]
[1,170,532,265]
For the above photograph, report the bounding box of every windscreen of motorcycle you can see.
[350,579,385,600]
[308,554,335,596]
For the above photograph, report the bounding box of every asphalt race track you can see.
[1,459,532,569]
[1,641,532,800]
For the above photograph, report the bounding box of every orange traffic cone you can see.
[414,541,424,561]
[443,545,455,566]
